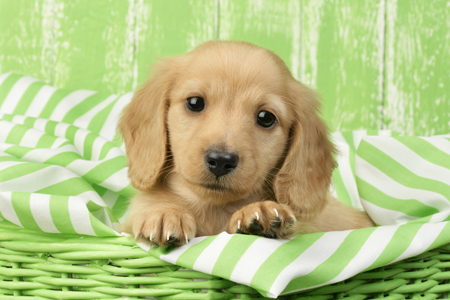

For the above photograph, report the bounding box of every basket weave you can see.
[1,221,450,300]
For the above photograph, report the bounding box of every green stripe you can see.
[332,167,352,207]
[397,137,450,169]
[61,92,105,124]
[0,155,22,163]
[5,124,28,145]
[43,152,81,167]
[175,235,218,269]
[358,140,450,200]
[211,234,259,279]
[44,119,58,136]
[0,74,22,105]
[98,142,116,160]
[83,133,97,160]
[36,133,57,149]
[12,81,46,115]
[5,145,33,159]
[111,195,130,219]
[250,232,326,292]
[83,156,127,184]
[89,212,116,236]
[425,221,450,252]
[365,223,425,271]
[87,98,117,134]
[357,178,439,218]
[23,116,36,129]
[49,195,77,234]
[36,177,94,196]
[10,192,41,232]
[0,163,48,183]
[38,89,72,119]
[282,227,376,294]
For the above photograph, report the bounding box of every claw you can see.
[167,232,171,241]
[274,208,279,217]
[185,233,189,244]
[237,219,241,230]
[255,212,260,221]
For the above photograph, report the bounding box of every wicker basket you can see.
[1,220,450,300]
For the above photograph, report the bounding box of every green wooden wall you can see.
[0,0,449,135]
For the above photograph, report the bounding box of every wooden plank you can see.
[302,0,385,131]
[52,0,134,94]
[385,0,450,136]
[135,0,216,88]
[0,0,52,82]
[219,0,301,79]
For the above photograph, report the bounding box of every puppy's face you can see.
[167,47,293,202]
[120,41,335,219]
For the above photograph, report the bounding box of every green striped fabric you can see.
[1,73,449,298]
[0,73,136,237]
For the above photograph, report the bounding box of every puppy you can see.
[119,41,374,247]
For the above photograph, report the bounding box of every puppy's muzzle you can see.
[205,149,239,178]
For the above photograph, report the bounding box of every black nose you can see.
[205,150,239,178]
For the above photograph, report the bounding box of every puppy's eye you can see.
[186,96,205,112]
[256,110,277,128]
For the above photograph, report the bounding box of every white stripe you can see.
[365,137,450,186]
[0,160,24,171]
[0,191,22,227]
[54,122,70,139]
[99,167,130,192]
[21,145,79,164]
[352,130,367,149]
[0,165,78,193]
[0,76,39,114]
[33,118,49,132]
[102,190,120,210]
[77,191,107,207]
[356,155,450,211]
[12,115,27,125]
[74,128,89,158]
[283,225,400,295]
[73,94,118,129]
[230,238,288,285]
[333,132,362,210]
[0,72,11,87]
[0,120,15,143]
[330,226,397,282]
[91,137,105,161]
[19,128,45,148]
[422,137,450,156]
[25,85,57,117]
[361,199,419,225]
[49,90,96,122]
[391,221,448,263]
[269,230,350,297]
[159,236,208,262]
[29,194,60,233]
[99,92,132,140]
[193,232,233,274]
[68,196,96,236]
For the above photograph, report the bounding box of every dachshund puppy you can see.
[119,41,374,247]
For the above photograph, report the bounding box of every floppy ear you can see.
[274,80,336,220]
[119,59,177,191]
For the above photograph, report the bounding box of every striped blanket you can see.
[1,73,449,298]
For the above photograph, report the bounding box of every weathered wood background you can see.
[0,0,449,135]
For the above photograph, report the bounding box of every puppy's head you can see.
[119,41,335,219]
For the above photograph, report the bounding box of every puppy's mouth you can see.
[200,182,230,192]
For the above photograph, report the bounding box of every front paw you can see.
[132,207,196,247]
[228,201,299,239]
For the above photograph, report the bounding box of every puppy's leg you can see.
[307,195,374,232]
[121,188,196,247]
[228,201,303,238]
